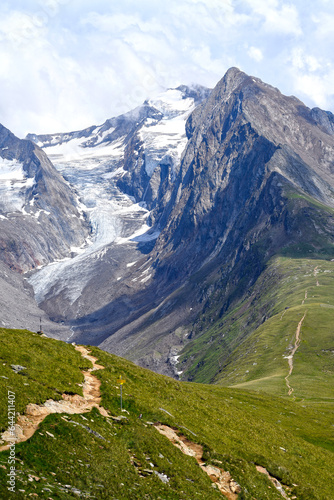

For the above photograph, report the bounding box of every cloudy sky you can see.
[1,0,334,137]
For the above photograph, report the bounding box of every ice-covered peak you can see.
[148,88,195,118]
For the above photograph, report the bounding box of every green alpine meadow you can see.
[0,324,333,499]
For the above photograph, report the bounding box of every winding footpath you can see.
[284,312,306,397]
[284,265,320,396]
[155,424,241,499]
[314,265,320,287]
[0,346,108,452]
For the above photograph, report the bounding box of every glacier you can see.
[27,86,201,325]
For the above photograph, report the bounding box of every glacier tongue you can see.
[28,151,150,305]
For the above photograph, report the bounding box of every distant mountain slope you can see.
[0,124,89,273]
[0,260,73,339]
[0,328,333,499]
[179,257,334,397]
[25,86,211,360]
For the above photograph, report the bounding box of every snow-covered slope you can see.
[0,123,89,273]
[27,85,210,341]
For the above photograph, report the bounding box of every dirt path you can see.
[314,266,320,286]
[284,312,306,397]
[301,290,307,305]
[155,424,241,499]
[280,309,287,320]
[256,466,289,499]
[0,346,108,452]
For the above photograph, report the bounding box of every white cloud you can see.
[247,46,263,62]
[0,1,334,137]
[243,0,302,35]
[290,47,321,72]
[293,73,328,108]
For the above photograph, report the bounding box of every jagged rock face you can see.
[0,124,89,272]
[24,86,210,325]
[151,67,334,280]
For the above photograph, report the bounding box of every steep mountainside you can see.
[26,86,211,355]
[98,68,334,377]
[0,124,89,273]
[0,125,90,337]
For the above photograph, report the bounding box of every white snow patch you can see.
[127,261,137,268]
[140,274,152,283]
[0,158,35,212]
[140,88,196,177]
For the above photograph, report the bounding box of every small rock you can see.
[10,365,27,373]
[111,415,128,422]
[29,475,40,482]
[71,488,82,495]
[142,469,154,475]
[154,471,170,483]
[230,480,242,493]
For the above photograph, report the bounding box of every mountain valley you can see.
[0,67,334,499]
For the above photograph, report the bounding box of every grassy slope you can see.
[179,188,334,385]
[0,329,333,499]
[212,258,334,401]
[0,329,92,431]
[180,258,334,399]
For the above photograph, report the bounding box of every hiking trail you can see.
[314,266,320,286]
[0,345,109,452]
[284,312,306,397]
[155,424,241,499]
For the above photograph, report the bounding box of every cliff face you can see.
[152,68,334,276]
[0,124,89,273]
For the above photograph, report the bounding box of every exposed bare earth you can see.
[155,424,241,499]
[0,345,109,452]
[284,312,307,397]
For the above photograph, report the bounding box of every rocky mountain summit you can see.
[98,68,334,376]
